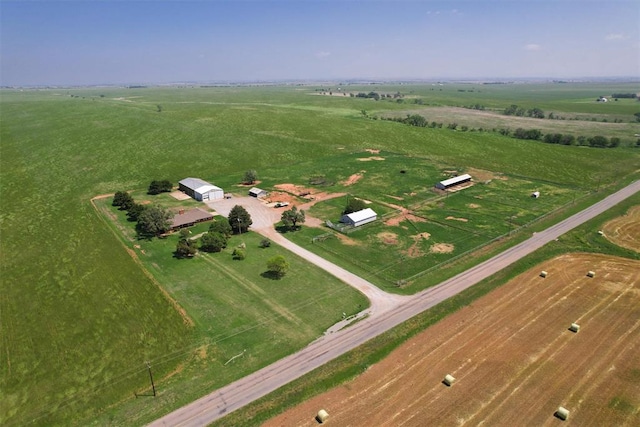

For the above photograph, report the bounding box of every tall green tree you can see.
[281,206,305,231]
[228,205,252,234]
[136,205,172,237]
[112,191,134,210]
[209,218,232,238]
[148,180,173,195]
[267,255,289,279]
[243,170,258,185]
[175,238,197,258]
[199,232,227,253]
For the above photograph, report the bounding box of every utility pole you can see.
[146,361,156,397]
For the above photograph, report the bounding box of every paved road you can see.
[151,181,639,427]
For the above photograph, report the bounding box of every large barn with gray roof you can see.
[178,178,224,201]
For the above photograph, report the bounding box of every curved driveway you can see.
[152,181,639,426]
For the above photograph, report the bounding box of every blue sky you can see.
[1,0,638,86]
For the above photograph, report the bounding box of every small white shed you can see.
[248,187,268,198]
[341,208,377,227]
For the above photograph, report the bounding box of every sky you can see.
[1,0,639,86]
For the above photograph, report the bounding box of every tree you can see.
[199,232,227,253]
[243,170,258,185]
[343,197,367,215]
[228,205,252,234]
[259,238,271,248]
[232,248,246,260]
[281,206,306,231]
[126,203,146,222]
[267,255,289,279]
[136,205,172,237]
[209,218,232,238]
[112,191,134,210]
[634,112,640,122]
[175,238,197,258]
[589,135,608,148]
[148,180,173,195]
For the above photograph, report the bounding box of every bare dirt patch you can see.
[341,172,365,187]
[404,233,431,258]
[264,254,640,427]
[335,233,361,246]
[602,205,640,252]
[377,232,398,245]
[446,216,468,222]
[430,243,454,253]
[467,167,506,182]
[357,156,385,161]
[365,148,380,154]
[384,212,427,227]
[468,203,481,209]
[170,190,191,201]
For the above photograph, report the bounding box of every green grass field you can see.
[1,83,639,426]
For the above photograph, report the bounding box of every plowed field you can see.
[264,254,640,427]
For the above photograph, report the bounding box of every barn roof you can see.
[439,173,472,187]
[171,208,214,229]
[345,208,377,222]
[249,187,267,194]
[179,177,222,193]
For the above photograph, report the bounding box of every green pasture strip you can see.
[88,199,368,426]
[211,192,640,427]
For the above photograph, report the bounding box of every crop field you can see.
[264,253,640,427]
[1,83,639,426]
[602,205,640,252]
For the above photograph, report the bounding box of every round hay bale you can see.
[540,271,548,278]
[443,374,456,386]
[316,409,329,423]
[587,271,595,278]
[556,406,570,420]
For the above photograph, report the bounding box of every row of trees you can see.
[504,104,545,118]
[112,191,173,236]
[508,128,621,147]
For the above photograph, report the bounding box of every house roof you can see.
[171,208,214,228]
[439,174,472,187]
[179,177,222,193]
[345,208,377,222]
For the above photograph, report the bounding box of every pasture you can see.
[1,83,639,425]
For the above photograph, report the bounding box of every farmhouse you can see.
[436,174,472,190]
[249,187,268,198]
[341,208,377,227]
[170,208,214,230]
[178,177,224,201]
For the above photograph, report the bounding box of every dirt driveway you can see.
[206,196,282,229]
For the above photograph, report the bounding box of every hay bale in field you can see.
[316,409,329,423]
[540,271,548,278]
[587,271,595,278]
[556,406,570,420]
[443,374,456,386]
[569,323,580,333]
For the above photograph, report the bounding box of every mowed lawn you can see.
[1,85,639,426]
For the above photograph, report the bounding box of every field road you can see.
[151,180,639,427]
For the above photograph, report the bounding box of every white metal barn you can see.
[436,174,472,190]
[341,208,377,227]
[178,177,224,201]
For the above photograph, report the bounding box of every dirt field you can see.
[602,205,640,252]
[264,253,640,427]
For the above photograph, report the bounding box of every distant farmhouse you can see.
[436,174,472,191]
[341,208,377,227]
[170,208,214,230]
[249,187,268,198]
[178,177,224,201]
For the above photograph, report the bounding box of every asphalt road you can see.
[151,180,639,427]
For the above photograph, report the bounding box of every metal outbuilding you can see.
[341,208,377,227]
[436,174,472,190]
[179,177,224,201]
[248,187,268,198]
